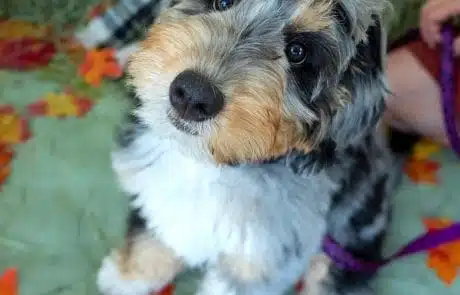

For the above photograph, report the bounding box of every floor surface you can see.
[1,70,460,295]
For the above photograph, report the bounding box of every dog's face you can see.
[128,0,388,165]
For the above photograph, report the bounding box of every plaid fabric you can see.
[76,0,162,50]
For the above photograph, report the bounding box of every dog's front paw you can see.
[299,254,373,295]
[97,255,158,295]
[299,254,331,295]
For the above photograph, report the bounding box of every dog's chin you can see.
[167,111,200,136]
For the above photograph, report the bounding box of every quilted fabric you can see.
[1,1,459,294]
[1,70,460,295]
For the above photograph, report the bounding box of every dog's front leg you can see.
[299,253,373,295]
[196,255,279,295]
[298,254,334,295]
[196,267,240,295]
[97,210,183,295]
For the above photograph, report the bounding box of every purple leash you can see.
[441,23,460,156]
[323,222,460,273]
[323,23,460,272]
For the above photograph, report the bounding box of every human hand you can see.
[420,0,460,55]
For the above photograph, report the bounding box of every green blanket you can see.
[1,69,460,294]
[2,1,460,294]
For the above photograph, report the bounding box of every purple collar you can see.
[441,23,460,156]
[322,222,460,273]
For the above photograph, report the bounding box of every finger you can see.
[420,0,445,47]
[423,0,458,14]
[428,0,460,23]
[420,0,459,47]
[420,21,441,48]
[429,24,442,47]
[420,16,435,47]
[430,24,442,44]
[421,0,448,22]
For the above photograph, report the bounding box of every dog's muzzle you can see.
[169,70,225,122]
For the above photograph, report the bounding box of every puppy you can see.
[97,0,394,294]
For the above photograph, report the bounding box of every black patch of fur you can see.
[332,2,351,35]
[115,112,144,149]
[126,205,147,238]
[350,175,387,229]
[336,16,383,99]
[345,146,371,176]
[307,139,337,172]
[322,14,386,152]
[353,16,383,76]
[325,133,391,293]
[115,90,147,149]
[285,31,341,103]
[268,139,337,176]
[126,86,143,108]
[326,170,389,295]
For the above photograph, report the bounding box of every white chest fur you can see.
[112,132,334,273]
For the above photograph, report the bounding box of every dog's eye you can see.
[286,42,307,64]
[213,0,234,11]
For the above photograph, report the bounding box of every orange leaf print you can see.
[423,218,460,285]
[424,218,453,231]
[404,158,440,184]
[0,145,13,167]
[0,268,18,295]
[0,106,30,144]
[153,284,175,295]
[78,49,122,87]
[427,251,457,285]
[0,145,14,191]
[27,92,94,118]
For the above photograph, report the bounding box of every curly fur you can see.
[97,1,396,295]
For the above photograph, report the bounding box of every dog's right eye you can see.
[213,0,234,11]
[285,42,307,64]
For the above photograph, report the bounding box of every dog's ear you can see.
[326,11,388,149]
[287,12,388,171]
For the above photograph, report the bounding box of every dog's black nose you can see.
[169,70,224,122]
